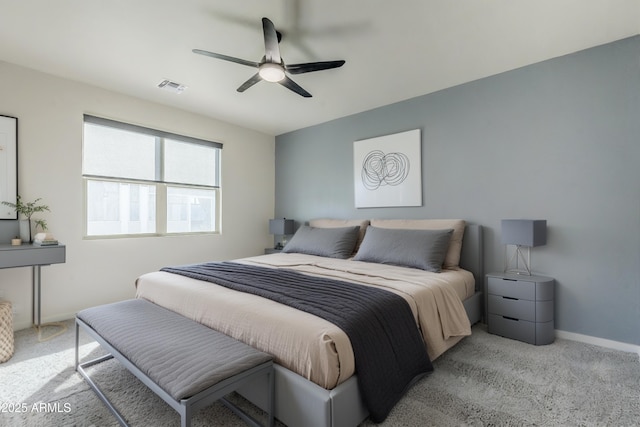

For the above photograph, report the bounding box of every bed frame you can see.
[236,224,484,427]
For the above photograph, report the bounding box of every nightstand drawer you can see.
[487,276,535,300]
[488,296,553,323]
[488,294,535,321]
[488,314,554,345]
[488,314,535,343]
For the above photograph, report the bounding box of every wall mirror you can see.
[0,115,18,220]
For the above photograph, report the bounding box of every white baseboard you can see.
[556,329,640,357]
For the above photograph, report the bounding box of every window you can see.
[82,115,222,237]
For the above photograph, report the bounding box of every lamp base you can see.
[273,235,290,251]
[504,245,532,276]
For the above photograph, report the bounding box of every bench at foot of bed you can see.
[75,298,274,427]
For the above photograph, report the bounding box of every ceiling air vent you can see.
[158,79,187,94]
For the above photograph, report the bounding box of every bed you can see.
[135,219,484,427]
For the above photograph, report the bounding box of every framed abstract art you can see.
[353,129,422,208]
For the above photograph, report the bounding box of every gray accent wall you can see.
[275,36,640,346]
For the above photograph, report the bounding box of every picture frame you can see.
[0,115,18,220]
[353,129,422,208]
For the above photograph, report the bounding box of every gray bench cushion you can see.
[77,299,272,401]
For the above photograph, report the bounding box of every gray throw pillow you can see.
[282,225,360,259]
[353,226,453,272]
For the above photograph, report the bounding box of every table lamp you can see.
[501,219,547,275]
[269,218,294,250]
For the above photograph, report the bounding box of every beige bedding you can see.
[135,252,474,390]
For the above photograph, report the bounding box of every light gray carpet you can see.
[1,320,638,426]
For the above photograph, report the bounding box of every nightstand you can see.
[264,248,282,255]
[486,272,555,345]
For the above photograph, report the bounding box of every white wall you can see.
[0,61,275,330]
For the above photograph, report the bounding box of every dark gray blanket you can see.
[161,262,433,422]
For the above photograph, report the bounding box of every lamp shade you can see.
[501,219,547,247]
[269,218,295,235]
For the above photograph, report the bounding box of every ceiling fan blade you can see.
[193,49,259,68]
[262,17,282,64]
[279,76,312,98]
[237,73,262,93]
[285,60,346,75]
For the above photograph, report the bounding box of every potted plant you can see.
[34,219,48,233]
[1,195,50,243]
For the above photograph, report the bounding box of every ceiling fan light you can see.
[259,63,285,82]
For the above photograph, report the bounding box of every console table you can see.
[0,243,66,328]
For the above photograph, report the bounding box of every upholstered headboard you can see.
[459,224,484,292]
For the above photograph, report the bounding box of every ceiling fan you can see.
[193,17,345,98]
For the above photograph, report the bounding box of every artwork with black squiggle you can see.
[361,150,410,190]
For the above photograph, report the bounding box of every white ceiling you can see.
[0,0,638,136]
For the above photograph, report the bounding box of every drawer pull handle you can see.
[503,278,517,282]
[502,296,518,301]
[503,316,519,321]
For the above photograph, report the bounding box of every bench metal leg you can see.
[268,368,275,427]
[219,366,274,427]
[181,405,191,427]
[75,320,129,426]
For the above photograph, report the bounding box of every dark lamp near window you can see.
[501,219,547,276]
[269,218,294,250]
